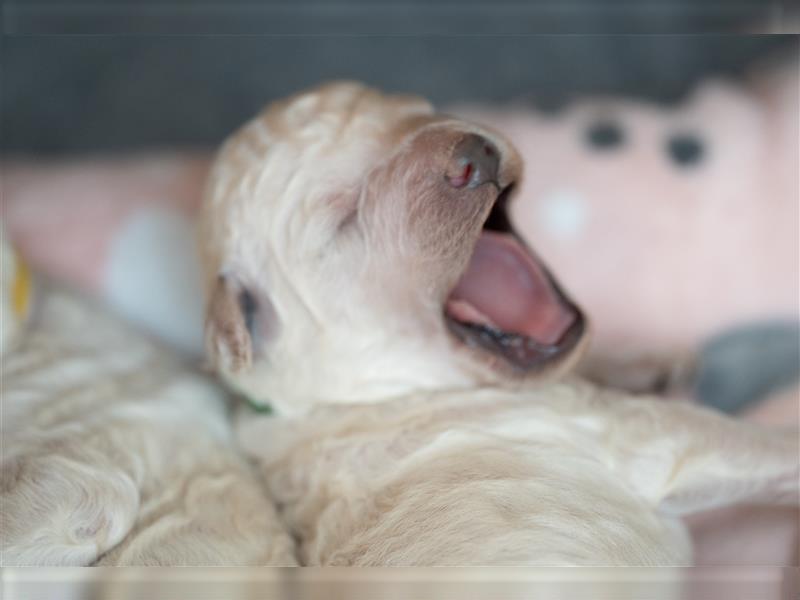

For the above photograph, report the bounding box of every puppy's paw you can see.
[1,452,139,566]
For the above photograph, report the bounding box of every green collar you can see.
[237,393,274,415]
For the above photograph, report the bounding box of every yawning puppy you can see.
[0,230,296,566]
[201,82,798,565]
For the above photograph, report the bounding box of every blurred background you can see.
[2,0,797,155]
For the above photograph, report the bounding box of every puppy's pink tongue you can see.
[447,232,575,345]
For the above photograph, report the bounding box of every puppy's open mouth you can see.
[445,186,585,371]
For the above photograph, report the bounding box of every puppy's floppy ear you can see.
[205,273,275,374]
[602,396,798,516]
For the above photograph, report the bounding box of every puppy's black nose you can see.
[447,134,500,189]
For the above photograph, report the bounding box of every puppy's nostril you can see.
[447,134,500,189]
[449,161,475,188]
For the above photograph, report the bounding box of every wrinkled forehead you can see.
[274,82,435,139]
[274,83,437,176]
[248,84,432,163]
[207,82,435,209]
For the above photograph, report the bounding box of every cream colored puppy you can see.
[0,233,296,566]
[201,82,798,565]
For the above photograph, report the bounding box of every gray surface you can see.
[1,2,796,155]
[3,0,788,35]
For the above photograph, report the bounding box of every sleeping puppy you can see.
[201,82,798,565]
[0,232,296,566]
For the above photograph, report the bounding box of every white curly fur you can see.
[0,238,297,565]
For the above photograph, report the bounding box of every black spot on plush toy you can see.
[666,132,705,167]
[586,121,626,150]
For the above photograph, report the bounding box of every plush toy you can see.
[454,58,799,411]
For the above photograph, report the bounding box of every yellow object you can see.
[12,256,31,318]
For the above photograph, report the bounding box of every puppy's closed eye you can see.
[238,287,258,337]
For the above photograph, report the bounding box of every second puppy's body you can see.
[1,256,296,565]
